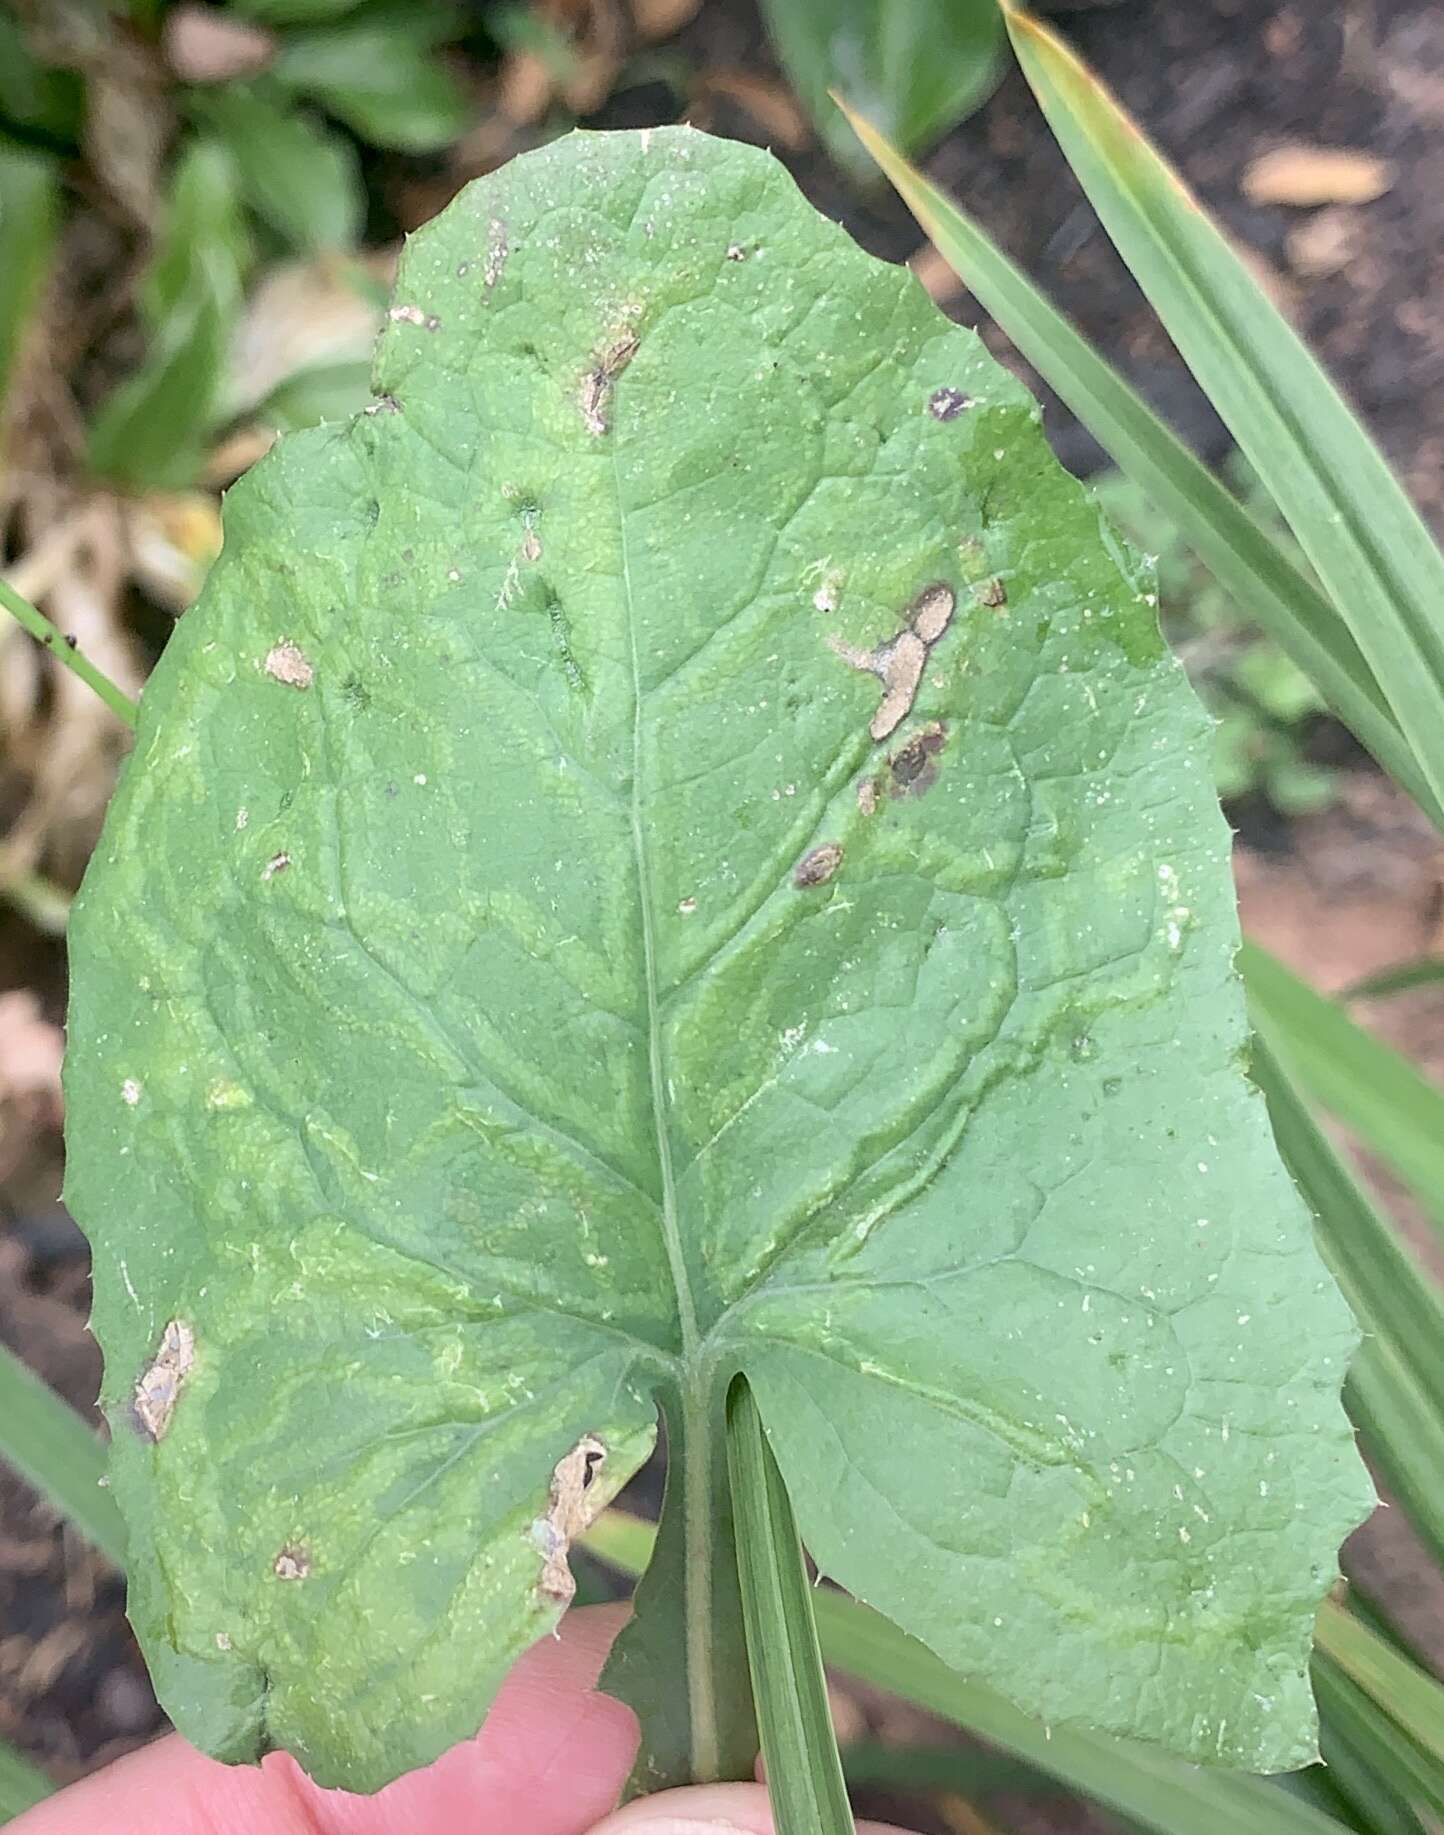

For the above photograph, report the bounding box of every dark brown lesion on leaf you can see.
[580,332,639,436]
[794,842,843,888]
[974,576,1008,609]
[927,386,972,420]
[888,721,948,798]
[273,1544,311,1581]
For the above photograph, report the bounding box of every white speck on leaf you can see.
[262,852,291,880]
[122,1077,142,1106]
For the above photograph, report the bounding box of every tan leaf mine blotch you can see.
[579,333,639,436]
[868,631,929,741]
[532,1434,607,1603]
[828,580,958,741]
[794,842,843,888]
[909,581,956,644]
[133,1319,195,1442]
[263,640,313,689]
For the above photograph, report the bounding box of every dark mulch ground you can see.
[3,0,1443,1823]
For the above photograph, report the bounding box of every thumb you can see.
[586,1781,915,1834]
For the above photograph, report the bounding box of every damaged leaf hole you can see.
[532,1433,607,1604]
[133,1318,195,1442]
[794,842,844,889]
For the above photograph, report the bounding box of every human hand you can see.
[10,1606,912,1834]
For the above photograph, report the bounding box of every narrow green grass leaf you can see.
[1251,1030,1444,1406]
[1243,942,1444,1236]
[1001,4,1444,821]
[1345,960,1444,1001]
[0,1739,54,1818]
[1317,1603,1444,1775]
[727,1380,854,1835]
[832,101,1439,827]
[1316,1652,1444,1828]
[0,576,139,730]
[0,143,59,411]
[588,1513,1353,1835]
[0,1341,125,1566]
[1346,1342,1444,1579]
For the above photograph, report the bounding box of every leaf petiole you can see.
[727,1377,856,1835]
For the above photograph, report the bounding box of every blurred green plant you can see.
[1097,459,1338,813]
[760,0,1005,180]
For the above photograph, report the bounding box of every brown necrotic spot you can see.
[975,576,1008,609]
[262,852,291,881]
[580,333,639,436]
[133,1319,195,1442]
[794,842,843,888]
[857,778,879,816]
[928,386,972,420]
[273,1544,310,1581]
[888,722,948,797]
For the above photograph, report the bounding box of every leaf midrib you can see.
[612,430,720,1780]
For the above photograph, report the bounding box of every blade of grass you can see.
[1344,960,1444,1001]
[727,1378,855,1835]
[0,143,59,410]
[1000,4,1444,822]
[0,575,139,730]
[0,1341,125,1566]
[0,1739,54,1819]
[1345,1341,1444,1580]
[1317,1601,1444,1775]
[831,101,1441,829]
[1317,1648,1444,1825]
[588,1513,1353,1835]
[1250,1029,1444,1406]
[1243,942,1444,1238]
[0,869,71,936]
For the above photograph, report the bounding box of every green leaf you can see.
[0,140,59,411]
[1001,5,1444,825]
[1344,959,1444,1001]
[727,1378,854,1835]
[0,15,83,143]
[1243,943,1444,1238]
[1317,1603,1444,1778]
[764,0,1004,179]
[0,1738,55,1819]
[188,84,363,252]
[0,1340,126,1565]
[66,127,1368,1794]
[89,141,249,492]
[834,105,1442,829]
[273,23,472,152]
[590,1511,1361,1835]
